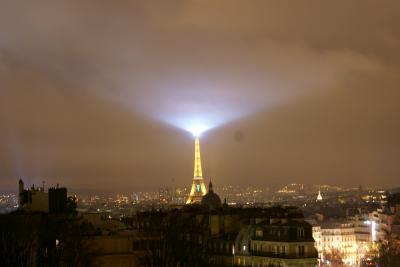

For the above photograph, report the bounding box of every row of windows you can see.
[322,230,354,235]
[323,236,355,242]
[236,257,285,267]
[252,244,286,254]
[250,243,306,257]
[208,241,234,254]
[261,227,306,238]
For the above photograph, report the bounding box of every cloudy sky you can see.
[1,1,399,191]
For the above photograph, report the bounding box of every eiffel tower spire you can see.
[194,137,203,177]
[186,137,207,204]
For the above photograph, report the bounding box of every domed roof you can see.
[201,180,221,210]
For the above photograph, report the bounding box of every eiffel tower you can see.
[186,137,207,204]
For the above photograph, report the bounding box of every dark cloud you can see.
[0,0,399,190]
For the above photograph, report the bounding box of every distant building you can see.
[277,183,305,194]
[49,186,67,213]
[317,189,323,202]
[158,186,173,204]
[201,180,222,210]
[18,179,49,212]
[18,179,68,213]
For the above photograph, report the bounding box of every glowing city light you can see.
[371,221,377,242]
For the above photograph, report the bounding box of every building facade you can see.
[234,219,317,267]
[135,206,318,266]
[319,222,357,266]
[18,179,68,213]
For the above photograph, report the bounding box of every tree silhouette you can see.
[0,212,42,267]
[137,209,208,267]
[0,211,93,267]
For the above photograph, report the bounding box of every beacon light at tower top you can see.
[187,124,209,137]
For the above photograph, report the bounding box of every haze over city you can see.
[1,0,400,191]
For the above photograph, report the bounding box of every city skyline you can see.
[2,2,400,267]
[1,1,400,190]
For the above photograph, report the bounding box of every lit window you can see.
[256,230,263,237]
[243,245,246,251]
[298,227,305,238]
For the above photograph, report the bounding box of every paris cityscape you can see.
[1,1,400,267]
[1,139,400,266]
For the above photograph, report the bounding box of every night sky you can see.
[1,1,400,190]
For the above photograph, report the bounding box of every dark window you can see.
[132,241,140,250]
[298,245,305,256]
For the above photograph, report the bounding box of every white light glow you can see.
[371,221,377,242]
[187,124,208,137]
